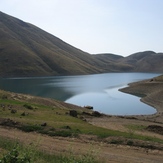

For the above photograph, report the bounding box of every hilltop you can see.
[0,11,163,77]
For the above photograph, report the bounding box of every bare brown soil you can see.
[0,127,163,163]
[0,76,163,162]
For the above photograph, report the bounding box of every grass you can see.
[1,11,107,77]
[154,75,163,82]
[126,124,146,131]
[0,91,163,155]
[0,89,163,162]
[0,97,163,143]
[0,136,100,163]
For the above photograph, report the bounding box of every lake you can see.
[0,73,160,115]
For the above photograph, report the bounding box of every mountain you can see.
[92,53,133,72]
[119,51,163,72]
[96,51,163,72]
[0,11,163,77]
[0,11,104,77]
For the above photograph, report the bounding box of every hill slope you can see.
[119,51,163,72]
[0,12,163,77]
[0,11,104,77]
[93,53,133,71]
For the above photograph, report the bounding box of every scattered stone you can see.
[84,105,93,110]
[2,95,7,99]
[41,122,47,127]
[0,104,6,110]
[92,111,101,117]
[125,116,137,120]
[0,118,19,127]
[21,112,26,116]
[69,110,77,117]
[146,125,163,135]
[82,111,92,116]
[64,125,71,129]
[7,105,13,110]
[79,116,87,121]
[11,109,17,114]
[118,116,125,119]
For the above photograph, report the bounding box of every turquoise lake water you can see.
[0,72,160,115]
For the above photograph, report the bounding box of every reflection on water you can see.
[0,73,160,115]
[66,86,155,115]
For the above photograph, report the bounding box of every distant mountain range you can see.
[0,11,163,77]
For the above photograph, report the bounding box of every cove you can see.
[0,73,160,115]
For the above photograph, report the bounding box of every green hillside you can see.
[0,12,103,77]
[119,51,163,72]
[0,11,163,77]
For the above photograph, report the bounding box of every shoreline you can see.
[0,76,163,163]
[119,76,163,123]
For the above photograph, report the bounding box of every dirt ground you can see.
[0,127,162,163]
[0,77,163,163]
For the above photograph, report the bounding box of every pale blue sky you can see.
[1,0,163,56]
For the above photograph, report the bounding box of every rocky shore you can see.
[119,75,163,123]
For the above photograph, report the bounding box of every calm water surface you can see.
[0,73,160,115]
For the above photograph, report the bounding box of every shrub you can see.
[48,130,73,137]
[127,140,134,146]
[110,139,123,144]
[1,95,7,99]
[23,104,34,110]
[20,125,43,132]
[0,144,31,163]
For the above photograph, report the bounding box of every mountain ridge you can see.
[0,11,103,77]
[0,11,163,77]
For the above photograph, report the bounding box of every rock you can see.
[11,109,17,114]
[82,111,92,116]
[84,105,93,110]
[21,112,26,116]
[92,111,101,117]
[69,110,77,117]
[41,122,47,126]
[0,118,19,127]
[79,116,87,121]
[146,125,163,135]
[65,125,71,129]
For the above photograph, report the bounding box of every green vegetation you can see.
[126,124,146,131]
[0,137,99,163]
[23,104,34,110]
[0,90,163,162]
[1,12,163,77]
[0,144,31,163]
[0,92,163,143]
[0,11,103,77]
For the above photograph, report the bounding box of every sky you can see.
[0,0,163,56]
